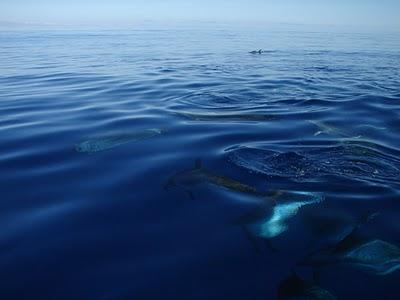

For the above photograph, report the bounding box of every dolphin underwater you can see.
[299,213,400,275]
[75,128,166,153]
[301,238,400,276]
[341,239,400,275]
[301,208,365,250]
[165,160,323,251]
[175,111,275,122]
[164,159,278,200]
[277,271,337,300]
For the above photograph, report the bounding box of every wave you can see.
[228,142,400,187]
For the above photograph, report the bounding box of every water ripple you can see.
[1,29,400,299]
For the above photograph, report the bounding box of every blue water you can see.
[1,29,400,299]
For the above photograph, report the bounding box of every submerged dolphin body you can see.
[165,159,285,252]
[164,159,276,200]
[75,128,165,153]
[343,239,400,275]
[301,239,400,276]
[176,111,275,122]
[165,160,324,251]
[301,209,363,250]
[277,271,337,300]
[299,213,400,275]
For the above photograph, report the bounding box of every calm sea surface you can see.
[0,29,400,299]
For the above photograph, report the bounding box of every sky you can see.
[1,0,400,30]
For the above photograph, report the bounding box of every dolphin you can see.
[277,271,337,300]
[301,208,365,251]
[75,128,166,153]
[301,238,400,276]
[343,239,400,275]
[165,160,323,252]
[249,49,263,54]
[164,159,278,200]
[298,212,400,275]
[329,212,379,254]
[175,111,275,122]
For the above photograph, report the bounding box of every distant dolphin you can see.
[277,271,337,300]
[249,49,263,54]
[75,128,166,153]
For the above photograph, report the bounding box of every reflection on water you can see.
[0,29,400,299]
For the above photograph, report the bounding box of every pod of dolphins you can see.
[73,108,398,298]
[164,159,400,298]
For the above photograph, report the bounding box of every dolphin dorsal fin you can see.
[195,158,202,169]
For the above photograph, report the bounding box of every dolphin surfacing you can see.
[249,49,263,54]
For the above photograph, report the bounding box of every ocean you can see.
[0,29,400,299]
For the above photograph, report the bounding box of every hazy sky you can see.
[1,0,399,30]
